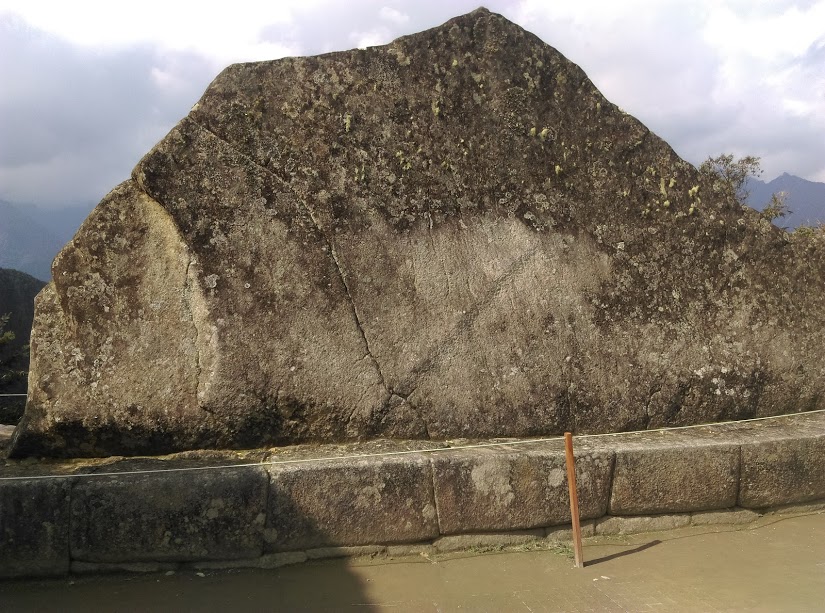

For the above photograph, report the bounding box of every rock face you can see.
[10,8,825,458]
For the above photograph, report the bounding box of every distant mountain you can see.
[746,173,825,229]
[25,203,95,247]
[0,200,93,281]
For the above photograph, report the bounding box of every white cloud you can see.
[0,0,305,64]
[1,0,823,210]
[379,6,409,25]
[510,0,825,181]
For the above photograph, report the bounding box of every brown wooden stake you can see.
[564,432,584,568]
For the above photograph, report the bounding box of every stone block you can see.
[265,454,438,552]
[595,514,691,536]
[70,561,179,575]
[609,440,739,514]
[0,477,71,578]
[71,466,268,563]
[264,551,309,568]
[431,445,613,534]
[763,500,825,515]
[306,545,386,560]
[433,530,544,553]
[739,435,825,508]
[690,508,760,526]
[544,520,596,542]
[190,551,308,570]
[386,543,436,557]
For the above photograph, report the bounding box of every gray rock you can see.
[739,434,825,508]
[12,8,825,457]
[265,455,438,552]
[431,445,613,534]
[0,478,71,578]
[70,467,268,562]
[609,437,739,514]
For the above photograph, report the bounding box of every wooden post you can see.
[564,432,584,568]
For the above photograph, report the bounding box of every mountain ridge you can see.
[746,172,825,228]
[0,200,93,281]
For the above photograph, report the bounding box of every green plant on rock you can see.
[761,191,790,223]
[699,154,795,226]
[793,222,825,240]
[698,153,760,204]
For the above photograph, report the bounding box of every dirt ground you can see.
[2,510,823,612]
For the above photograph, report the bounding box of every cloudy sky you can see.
[1,0,823,209]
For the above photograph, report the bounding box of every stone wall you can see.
[1,412,823,578]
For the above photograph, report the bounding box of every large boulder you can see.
[11,8,825,458]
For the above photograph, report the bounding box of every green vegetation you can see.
[699,154,791,224]
[0,313,28,424]
[698,153,761,205]
[699,154,825,240]
[761,191,790,223]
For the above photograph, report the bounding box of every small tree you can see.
[699,154,793,226]
[761,191,790,223]
[0,314,18,383]
[698,153,762,204]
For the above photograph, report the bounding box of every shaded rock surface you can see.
[11,8,825,458]
[70,467,268,562]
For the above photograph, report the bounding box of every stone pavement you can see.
[2,509,823,611]
[343,510,825,612]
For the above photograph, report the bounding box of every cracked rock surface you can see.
[11,8,825,458]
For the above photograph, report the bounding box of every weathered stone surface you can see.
[0,478,70,578]
[12,9,825,458]
[609,437,739,514]
[739,434,825,508]
[70,467,268,562]
[431,445,613,534]
[265,455,438,552]
[595,514,691,536]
